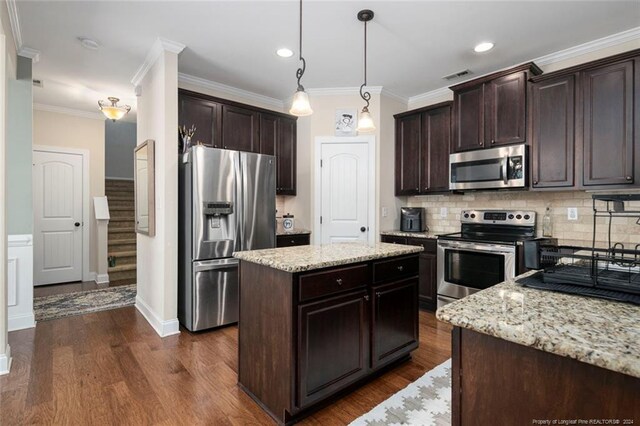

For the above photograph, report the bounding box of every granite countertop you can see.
[233,242,423,273]
[436,270,640,378]
[276,228,312,236]
[380,230,437,239]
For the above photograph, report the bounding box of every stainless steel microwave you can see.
[449,144,527,190]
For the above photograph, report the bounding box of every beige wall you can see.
[33,109,106,276]
[136,46,181,335]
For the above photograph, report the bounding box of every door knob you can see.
[360,226,366,232]
[74,222,81,227]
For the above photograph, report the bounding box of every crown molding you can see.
[131,37,186,86]
[7,0,22,52]
[34,103,105,121]
[407,87,452,108]
[380,88,408,105]
[178,73,284,109]
[18,47,40,63]
[533,26,640,66]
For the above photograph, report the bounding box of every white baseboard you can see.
[0,344,11,375]
[135,295,180,338]
[8,313,36,332]
[95,273,110,284]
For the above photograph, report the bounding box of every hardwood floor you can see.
[0,307,452,425]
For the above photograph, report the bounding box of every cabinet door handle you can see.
[491,139,496,145]
[290,240,296,244]
[376,292,382,298]
[397,265,404,272]
[479,142,483,146]
[533,180,539,185]
[336,278,343,286]
[364,295,370,301]
[626,176,633,181]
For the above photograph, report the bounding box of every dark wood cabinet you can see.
[529,50,640,191]
[530,74,576,188]
[451,63,541,153]
[395,113,421,195]
[221,105,259,153]
[371,278,419,369]
[380,235,437,311]
[277,117,297,195]
[582,59,635,186]
[179,95,221,148]
[395,102,452,196]
[297,290,370,408]
[259,113,278,156]
[276,233,309,248]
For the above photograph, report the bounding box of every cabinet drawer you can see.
[380,235,409,245]
[276,234,310,248]
[407,238,436,253]
[299,264,369,302]
[373,255,419,284]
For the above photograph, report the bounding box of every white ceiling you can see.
[17,1,640,117]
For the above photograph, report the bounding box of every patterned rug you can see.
[350,359,451,426]
[34,284,137,321]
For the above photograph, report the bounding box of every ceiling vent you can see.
[32,79,43,88]
[442,70,471,81]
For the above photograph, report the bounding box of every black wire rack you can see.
[521,194,640,303]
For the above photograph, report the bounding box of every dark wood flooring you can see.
[0,306,452,425]
[34,280,133,298]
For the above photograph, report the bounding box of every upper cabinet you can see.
[530,50,639,190]
[395,102,452,196]
[178,90,298,195]
[451,63,542,153]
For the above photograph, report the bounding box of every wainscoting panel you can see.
[8,235,35,331]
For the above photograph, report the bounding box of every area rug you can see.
[349,359,451,426]
[34,284,137,321]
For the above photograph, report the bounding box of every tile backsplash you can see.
[407,191,640,246]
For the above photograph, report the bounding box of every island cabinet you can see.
[276,233,310,247]
[178,89,297,195]
[380,234,437,311]
[237,251,420,425]
[394,102,452,195]
[530,50,640,190]
[450,62,542,153]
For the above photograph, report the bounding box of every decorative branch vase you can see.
[180,135,192,154]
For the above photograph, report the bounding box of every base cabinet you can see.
[238,255,420,425]
[276,233,310,247]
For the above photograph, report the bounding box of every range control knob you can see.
[464,213,470,218]
[524,214,531,220]
[470,213,476,219]
[508,214,514,219]
[516,214,522,220]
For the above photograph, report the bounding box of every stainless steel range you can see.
[437,210,537,308]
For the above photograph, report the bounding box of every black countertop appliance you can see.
[400,207,427,232]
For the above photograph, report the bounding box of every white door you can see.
[320,143,370,244]
[33,150,84,285]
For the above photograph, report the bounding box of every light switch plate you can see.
[567,207,578,221]
[440,207,448,219]
[381,207,388,218]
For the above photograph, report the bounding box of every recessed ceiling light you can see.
[78,37,100,50]
[276,48,294,58]
[474,42,494,53]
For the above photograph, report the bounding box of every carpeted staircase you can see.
[106,179,137,286]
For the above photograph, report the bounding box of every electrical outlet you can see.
[440,207,448,219]
[381,207,388,218]
[567,207,578,221]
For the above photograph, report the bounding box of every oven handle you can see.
[502,155,509,184]
[438,240,516,255]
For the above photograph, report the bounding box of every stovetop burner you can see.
[438,209,537,245]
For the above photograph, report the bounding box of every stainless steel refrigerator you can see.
[178,146,276,331]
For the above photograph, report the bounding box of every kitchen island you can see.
[437,271,640,425]
[233,242,423,425]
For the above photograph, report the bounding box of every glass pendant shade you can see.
[289,89,313,116]
[98,97,131,121]
[357,108,376,132]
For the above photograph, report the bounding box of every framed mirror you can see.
[134,139,155,237]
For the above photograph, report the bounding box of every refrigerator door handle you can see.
[193,258,239,272]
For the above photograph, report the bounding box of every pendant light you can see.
[356,9,375,133]
[289,0,313,116]
[98,97,131,121]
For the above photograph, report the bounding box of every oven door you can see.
[437,240,516,300]
[449,144,526,190]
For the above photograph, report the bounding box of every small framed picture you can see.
[335,108,357,136]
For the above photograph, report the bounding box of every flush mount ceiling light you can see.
[474,42,494,53]
[277,48,294,58]
[356,9,376,133]
[78,37,100,50]
[289,0,313,116]
[98,97,131,121]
